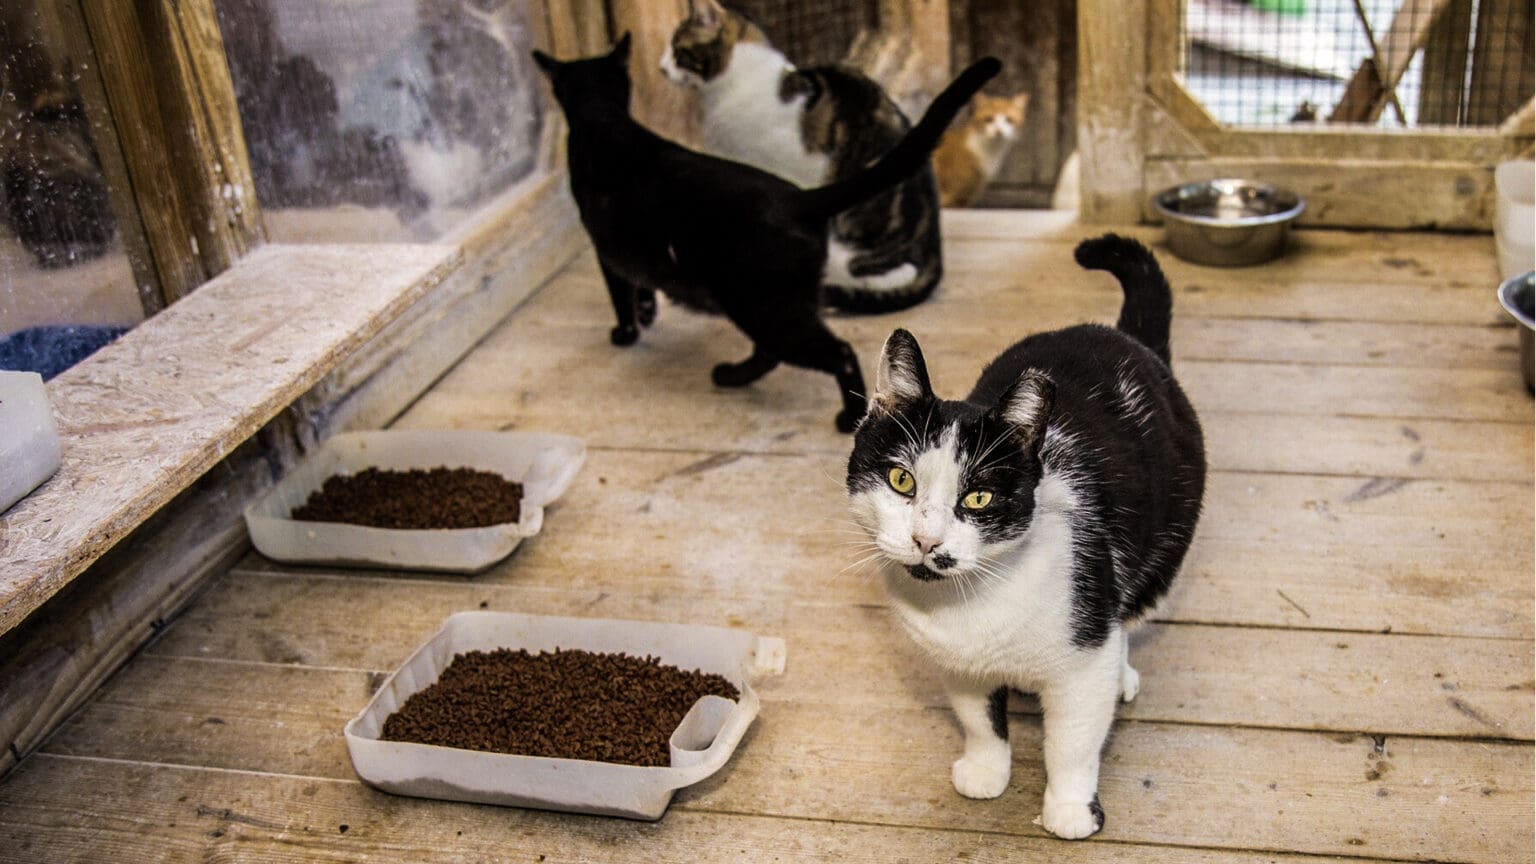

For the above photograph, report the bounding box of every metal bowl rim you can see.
[1153,179,1307,228]
[1497,271,1535,329]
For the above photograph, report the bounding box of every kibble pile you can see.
[380,648,741,766]
[291,467,522,530]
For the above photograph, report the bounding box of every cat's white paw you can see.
[952,755,1010,799]
[1120,663,1140,703]
[1038,792,1105,840]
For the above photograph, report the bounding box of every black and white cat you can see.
[845,235,1206,838]
[660,0,944,314]
[532,37,999,432]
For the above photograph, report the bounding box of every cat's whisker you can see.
[838,550,887,579]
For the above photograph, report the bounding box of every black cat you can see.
[532,36,1000,432]
[845,235,1206,838]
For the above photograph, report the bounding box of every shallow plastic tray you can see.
[344,611,787,820]
[244,430,584,572]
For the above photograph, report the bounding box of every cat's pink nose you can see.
[912,533,942,555]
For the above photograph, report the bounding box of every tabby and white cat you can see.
[660,0,944,314]
[845,235,1206,838]
[931,91,1029,207]
[533,37,999,431]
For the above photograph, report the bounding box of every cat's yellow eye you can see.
[962,490,993,510]
[887,467,915,495]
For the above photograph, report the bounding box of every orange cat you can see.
[932,92,1029,207]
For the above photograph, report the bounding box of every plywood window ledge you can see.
[0,242,463,636]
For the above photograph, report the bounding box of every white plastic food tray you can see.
[344,611,787,820]
[244,430,584,572]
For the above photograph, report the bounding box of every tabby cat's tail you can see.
[797,57,1002,220]
[1074,234,1173,366]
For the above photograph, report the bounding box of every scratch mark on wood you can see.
[1447,696,1501,729]
[1344,477,1410,503]
[196,804,291,831]
[71,417,182,435]
[1277,589,1311,619]
[670,452,742,479]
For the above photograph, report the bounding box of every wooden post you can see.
[1467,0,1534,126]
[1077,0,1147,223]
[1418,0,1475,125]
[41,0,166,316]
[607,0,700,147]
[878,0,953,103]
[79,0,265,305]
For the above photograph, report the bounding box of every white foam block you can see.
[0,371,63,514]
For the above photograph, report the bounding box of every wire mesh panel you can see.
[730,0,877,67]
[1180,0,1533,127]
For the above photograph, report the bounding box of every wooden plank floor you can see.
[3,210,1531,863]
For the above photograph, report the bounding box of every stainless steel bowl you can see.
[1153,179,1306,267]
[1497,271,1535,394]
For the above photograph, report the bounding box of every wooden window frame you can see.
[1078,0,1535,228]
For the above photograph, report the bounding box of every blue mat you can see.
[0,325,129,381]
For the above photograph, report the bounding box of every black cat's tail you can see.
[798,57,1002,220]
[1075,234,1173,366]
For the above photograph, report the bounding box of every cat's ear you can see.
[532,50,559,78]
[991,370,1054,455]
[610,32,633,65]
[871,329,934,414]
[695,0,723,26]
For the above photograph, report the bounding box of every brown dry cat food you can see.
[380,648,740,766]
[291,467,521,529]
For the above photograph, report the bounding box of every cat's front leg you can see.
[599,262,646,346]
[942,675,1012,799]
[635,287,657,327]
[1036,631,1123,840]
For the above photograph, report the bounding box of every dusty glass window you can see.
[215,0,545,243]
[0,2,142,378]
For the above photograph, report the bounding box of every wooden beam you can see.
[1144,155,1494,230]
[79,0,265,304]
[1329,0,1457,123]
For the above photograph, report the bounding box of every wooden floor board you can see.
[139,575,1533,739]
[3,214,1529,863]
[175,443,1533,639]
[0,755,1427,864]
[39,656,1534,863]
